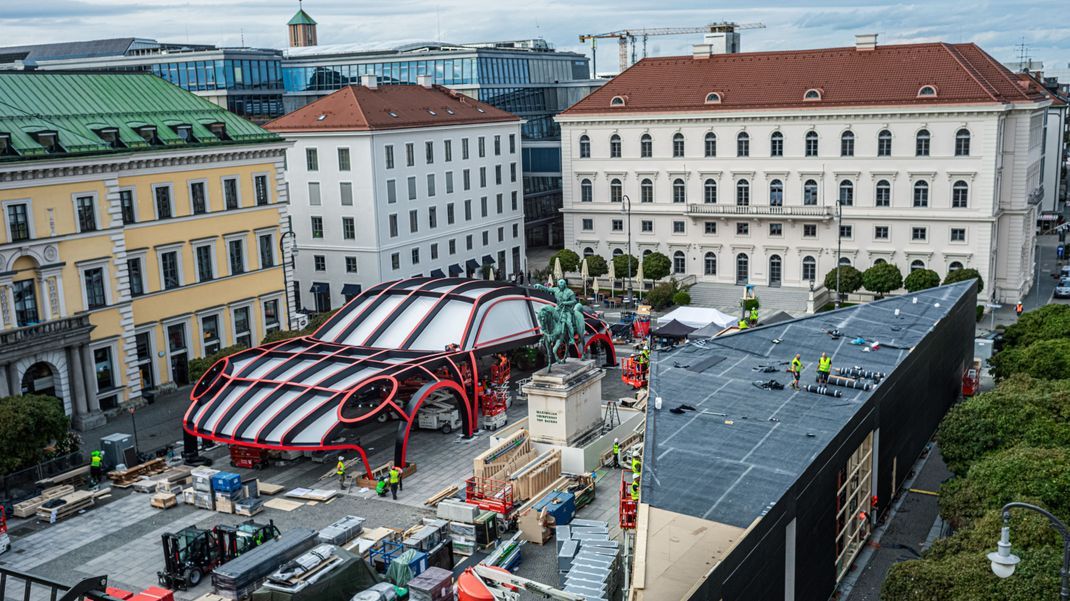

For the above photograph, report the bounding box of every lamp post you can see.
[835,197,843,309]
[988,501,1070,600]
[278,215,298,331]
[622,194,634,308]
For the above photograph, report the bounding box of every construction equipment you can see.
[579,21,766,74]
[458,564,585,601]
[618,472,637,530]
[229,444,269,469]
[417,399,462,434]
[157,520,280,590]
[621,354,648,389]
[0,507,9,554]
[962,359,982,397]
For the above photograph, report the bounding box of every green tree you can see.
[1000,304,1070,351]
[823,265,863,297]
[943,267,985,294]
[672,290,692,306]
[645,281,677,310]
[989,338,1070,382]
[904,268,941,292]
[548,248,580,273]
[612,254,639,279]
[862,263,904,298]
[642,252,671,281]
[0,395,71,475]
[585,254,609,277]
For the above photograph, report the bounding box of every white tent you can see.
[656,306,736,330]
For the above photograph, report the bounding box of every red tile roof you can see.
[264,84,520,132]
[561,42,1053,116]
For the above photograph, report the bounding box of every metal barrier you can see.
[0,452,84,511]
[0,566,123,601]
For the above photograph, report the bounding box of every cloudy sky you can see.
[3,0,1068,75]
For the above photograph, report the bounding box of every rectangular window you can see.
[465,199,472,221]
[840,225,853,239]
[233,307,252,347]
[263,299,280,333]
[497,227,504,242]
[337,147,351,171]
[259,234,274,267]
[12,279,37,326]
[445,171,454,194]
[478,136,486,158]
[804,224,817,238]
[510,162,517,183]
[311,216,324,238]
[307,182,321,206]
[912,227,927,241]
[76,195,97,231]
[482,231,489,246]
[494,135,501,156]
[448,239,456,254]
[195,245,214,282]
[582,218,593,231]
[345,256,358,273]
[254,175,269,205]
[611,219,623,232]
[314,255,326,271]
[427,173,436,197]
[93,346,116,391]
[447,203,455,225]
[409,209,419,233]
[429,206,437,229]
[391,253,400,270]
[385,145,395,169]
[223,178,239,210]
[408,177,417,200]
[512,223,519,238]
[342,216,355,239]
[389,214,398,237]
[480,167,487,188]
[228,239,245,274]
[425,140,434,164]
[387,180,397,204]
[431,243,439,260]
[466,235,473,250]
[834,432,874,582]
[6,203,30,241]
[412,248,420,264]
[509,133,516,153]
[640,220,653,232]
[120,189,136,224]
[770,223,783,236]
[161,251,181,289]
[495,165,502,185]
[951,228,966,242]
[306,147,319,171]
[496,194,503,214]
[339,182,353,206]
[874,226,889,240]
[83,267,106,308]
[190,182,207,214]
[463,169,471,191]
[462,138,470,160]
[406,143,415,167]
[155,185,173,219]
[444,139,453,162]
[480,197,488,218]
[704,222,716,234]
[737,222,749,235]
[673,221,685,234]
[511,191,518,211]
[201,315,221,354]
[128,258,145,296]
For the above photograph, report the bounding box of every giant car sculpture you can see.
[184,278,616,476]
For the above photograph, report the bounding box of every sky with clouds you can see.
[3,0,1068,76]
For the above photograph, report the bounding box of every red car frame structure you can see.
[184,277,616,477]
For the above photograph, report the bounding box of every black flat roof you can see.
[642,282,973,528]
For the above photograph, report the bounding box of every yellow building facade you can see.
[0,72,294,429]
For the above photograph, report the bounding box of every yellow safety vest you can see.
[389,468,400,484]
[91,453,102,468]
[632,458,641,473]
[791,358,802,373]
[818,357,831,373]
[750,309,758,320]
[630,482,640,501]
[336,461,345,475]
[738,320,748,329]
[612,443,620,455]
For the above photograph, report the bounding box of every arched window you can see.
[770,131,784,157]
[640,133,652,158]
[838,180,854,206]
[949,261,964,271]
[803,179,818,205]
[642,249,652,258]
[769,179,784,207]
[672,178,686,203]
[917,85,937,97]
[704,179,717,204]
[610,178,623,203]
[873,258,887,266]
[705,132,717,157]
[640,178,654,203]
[704,92,721,104]
[673,251,686,275]
[736,253,749,284]
[955,129,971,156]
[672,133,685,158]
[583,247,594,257]
[910,259,925,272]
[579,135,590,158]
[875,179,891,207]
[913,181,929,207]
[736,179,750,206]
[952,180,969,208]
[840,131,855,157]
[802,255,816,281]
[609,134,621,158]
[736,132,750,157]
[704,252,717,275]
[839,257,852,267]
[804,89,822,100]
[612,248,624,257]
[580,178,593,203]
[915,129,930,156]
[805,131,819,157]
[769,254,782,286]
[611,95,626,106]
[877,129,892,156]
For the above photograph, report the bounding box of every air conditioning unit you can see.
[295,314,310,330]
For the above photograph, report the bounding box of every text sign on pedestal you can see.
[523,359,604,447]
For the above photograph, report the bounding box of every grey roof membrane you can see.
[0,38,136,63]
[642,282,973,528]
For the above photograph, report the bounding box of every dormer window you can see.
[208,122,230,140]
[428,110,437,116]
[95,128,124,149]
[0,133,16,157]
[172,124,196,143]
[137,126,161,145]
[803,89,822,101]
[704,92,722,104]
[445,108,455,115]
[388,111,399,118]
[610,96,626,107]
[33,131,63,154]
[917,85,937,97]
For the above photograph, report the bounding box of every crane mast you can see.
[579,21,766,75]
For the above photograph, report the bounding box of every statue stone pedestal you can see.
[523,359,604,447]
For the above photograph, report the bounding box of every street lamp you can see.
[278,215,298,330]
[835,196,843,309]
[988,501,1070,600]
[621,194,634,308]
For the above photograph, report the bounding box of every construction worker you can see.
[789,354,803,390]
[375,476,388,496]
[336,456,346,489]
[389,465,401,500]
[612,438,620,468]
[1015,303,1024,317]
[749,307,759,326]
[738,319,749,330]
[630,474,640,501]
[631,454,642,475]
[89,450,103,484]
[817,353,832,384]
[396,464,404,492]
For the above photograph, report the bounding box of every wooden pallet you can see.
[12,485,75,518]
[36,490,95,522]
[424,484,460,507]
[107,458,166,488]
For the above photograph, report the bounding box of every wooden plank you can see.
[263,498,304,512]
[424,484,460,507]
[258,482,284,495]
[35,465,90,488]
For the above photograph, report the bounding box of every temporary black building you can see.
[650,319,696,339]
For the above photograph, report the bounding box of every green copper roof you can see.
[0,72,281,162]
[287,9,317,26]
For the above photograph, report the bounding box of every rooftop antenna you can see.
[1016,38,1029,70]
[240,28,245,47]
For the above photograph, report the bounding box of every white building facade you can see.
[557,38,1061,304]
[268,79,525,312]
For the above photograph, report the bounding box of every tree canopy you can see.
[904,268,941,292]
[612,254,639,279]
[642,252,671,281]
[862,263,904,297]
[943,268,985,294]
[1000,304,1070,351]
[989,337,1070,382]
[585,254,608,277]
[823,265,862,296]
[0,395,71,475]
[548,248,580,273]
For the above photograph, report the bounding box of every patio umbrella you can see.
[488,266,495,281]
[636,259,645,301]
[580,258,589,296]
[608,258,616,298]
[591,276,600,301]
[553,257,564,282]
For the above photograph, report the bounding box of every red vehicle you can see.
[184,278,615,477]
[619,472,637,530]
[962,359,981,397]
[621,355,648,389]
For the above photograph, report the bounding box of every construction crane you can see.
[579,21,766,75]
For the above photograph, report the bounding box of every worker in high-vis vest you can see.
[817,353,832,384]
[738,319,749,330]
[749,307,759,326]
[336,456,346,489]
[90,450,103,484]
[389,466,401,500]
[612,438,620,468]
[789,354,803,390]
[630,474,640,501]
[631,455,642,475]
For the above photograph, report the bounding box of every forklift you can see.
[158,520,279,589]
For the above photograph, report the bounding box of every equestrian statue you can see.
[533,279,587,372]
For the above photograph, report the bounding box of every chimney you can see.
[417,75,433,89]
[692,43,713,60]
[855,33,878,51]
[361,74,378,89]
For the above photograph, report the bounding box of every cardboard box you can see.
[150,493,177,509]
[215,492,234,514]
[193,491,215,510]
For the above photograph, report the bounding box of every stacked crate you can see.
[556,519,623,601]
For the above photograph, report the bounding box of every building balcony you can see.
[687,204,833,219]
[0,315,95,361]
[1027,185,1045,205]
